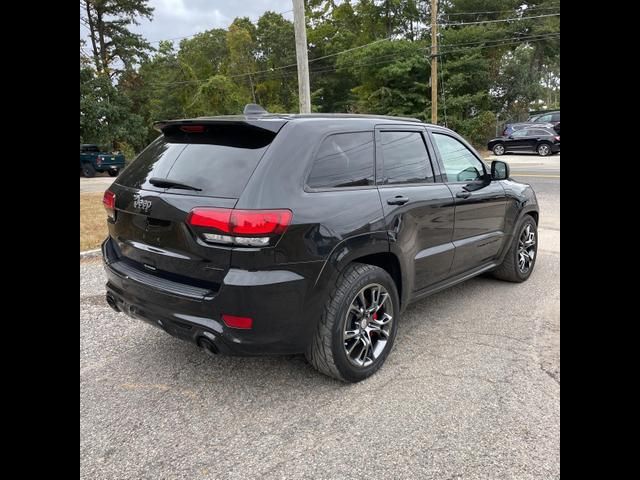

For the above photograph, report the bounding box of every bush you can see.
[448,111,497,150]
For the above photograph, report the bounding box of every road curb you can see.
[80,248,102,259]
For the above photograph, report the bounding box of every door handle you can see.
[387,195,409,205]
[456,191,471,199]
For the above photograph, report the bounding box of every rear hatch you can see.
[106,119,286,290]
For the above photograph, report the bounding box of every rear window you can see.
[116,123,277,198]
[307,132,375,189]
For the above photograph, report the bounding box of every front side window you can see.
[511,130,529,138]
[380,131,434,184]
[432,133,486,183]
[307,132,375,189]
[536,114,553,123]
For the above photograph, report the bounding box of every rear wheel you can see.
[82,163,96,178]
[305,263,399,382]
[537,143,552,156]
[492,215,538,282]
[492,143,505,156]
[108,168,119,177]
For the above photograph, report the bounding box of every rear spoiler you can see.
[153,117,288,134]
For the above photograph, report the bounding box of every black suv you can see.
[102,106,539,382]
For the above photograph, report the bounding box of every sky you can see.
[81,0,296,48]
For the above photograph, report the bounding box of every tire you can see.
[492,215,538,283]
[108,168,119,177]
[537,143,552,156]
[305,263,400,382]
[492,143,505,156]
[82,163,96,178]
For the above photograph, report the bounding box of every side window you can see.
[307,132,375,188]
[380,131,434,184]
[536,114,553,123]
[512,130,529,137]
[432,133,486,183]
[533,129,550,136]
[551,113,560,122]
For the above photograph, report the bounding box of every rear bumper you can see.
[96,163,124,171]
[102,238,320,355]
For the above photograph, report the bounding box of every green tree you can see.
[81,0,154,76]
[80,66,146,148]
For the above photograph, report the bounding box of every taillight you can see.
[180,125,205,133]
[222,314,253,329]
[187,208,292,247]
[103,190,116,220]
[555,136,560,141]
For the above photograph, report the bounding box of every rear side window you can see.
[116,124,277,198]
[307,132,375,188]
[380,131,434,184]
[551,112,560,122]
[532,129,552,136]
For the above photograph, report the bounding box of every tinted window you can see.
[536,114,553,122]
[116,124,276,198]
[551,112,560,122]
[512,130,529,137]
[432,133,485,182]
[307,132,375,188]
[381,131,434,184]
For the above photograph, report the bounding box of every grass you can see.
[80,192,108,251]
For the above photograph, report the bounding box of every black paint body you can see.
[103,115,539,355]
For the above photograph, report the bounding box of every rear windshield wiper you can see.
[149,177,202,191]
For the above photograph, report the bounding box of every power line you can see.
[439,55,447,127]
[442,3,560,17]
[440,13,560,27]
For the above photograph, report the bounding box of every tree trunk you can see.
[96,8,110,76]
[84,1,102,72]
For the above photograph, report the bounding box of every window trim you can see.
[303,129,377,193]
[374,125,442,187]
[428,129,489,184]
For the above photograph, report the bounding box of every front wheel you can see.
[492,143,505,156]
[108,168,119,177]
[492,215,538,282]
[537,143,552,156]
[305,263,399,382]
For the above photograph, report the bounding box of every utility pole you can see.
[292,0,311,113]
[430,0,438,124]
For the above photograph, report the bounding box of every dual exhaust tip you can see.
[105,293,219,356]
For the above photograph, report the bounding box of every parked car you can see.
[488,127,560,156]
[528,110,560,134]
[102,105,540,382]
[80,144,125,177]
[502,121,555,137]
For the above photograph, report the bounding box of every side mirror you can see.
[491,160,510,180]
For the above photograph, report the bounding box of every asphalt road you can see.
[80,156,559,479]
